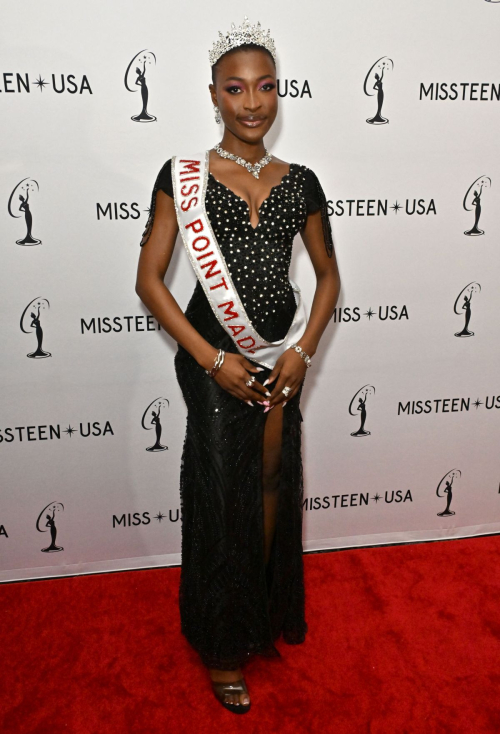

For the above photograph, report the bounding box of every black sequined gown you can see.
[140,156,333,670]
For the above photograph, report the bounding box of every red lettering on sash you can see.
[179,160,201,174]
[200,260,221,278]
[228,324,245,337]
[192,235,210,251]
[178,160,201,210]
[218,301,238,321]
[185,218,204,233]
[237,336,256,349]
[180,183,199,197]
[181,197,198,211]
[196,251,214,261]
[209,277,229,291]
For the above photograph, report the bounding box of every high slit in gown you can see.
[140,156,333,670]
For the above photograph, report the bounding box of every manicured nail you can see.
[262,400,270,406]
[265,391,271,397]
[264,406,270,413]
[282,401,287,407]
[255,367,265,372]
[263,378,269,386]
[245,400,254,407]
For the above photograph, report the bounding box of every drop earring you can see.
[214,105,221,124]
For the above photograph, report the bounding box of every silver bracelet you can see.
[288,343,312,368]
[205,349,225,378]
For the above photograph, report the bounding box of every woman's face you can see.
[209,48,277,143]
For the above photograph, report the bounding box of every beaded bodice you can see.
[140,157,333,342]
[204,165,308,338]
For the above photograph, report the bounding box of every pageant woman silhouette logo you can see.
[37,502,64,553]
[8,178,41,246]
[142,397,169,451]
[436,469,460,517]
[20,297,52,358]
[364,56,394,125]
[463,176,491,236]
[453,282,481,338]
[124,50,157,122]
[349,385,376,437]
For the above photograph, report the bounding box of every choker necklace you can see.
[213,142,272,179]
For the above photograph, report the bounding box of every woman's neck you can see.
[218,132,266,164]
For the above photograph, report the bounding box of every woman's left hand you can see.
[265,348,308,408]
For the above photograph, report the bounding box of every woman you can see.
[136,17,341,714]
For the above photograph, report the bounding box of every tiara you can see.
[208,15,276,66]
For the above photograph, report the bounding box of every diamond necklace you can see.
[213,142,273,179]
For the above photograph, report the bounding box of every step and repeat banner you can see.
[1,0,500,582]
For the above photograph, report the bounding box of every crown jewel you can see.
[209,15,276,66]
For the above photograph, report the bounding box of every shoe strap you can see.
[212,678,247,694]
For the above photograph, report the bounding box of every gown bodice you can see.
[140,155,333,342]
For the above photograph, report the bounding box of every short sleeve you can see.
[139,158,173,247]
[302,167,334,258]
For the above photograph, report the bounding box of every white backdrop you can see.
[2,0,500,583]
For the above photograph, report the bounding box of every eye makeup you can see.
[224,82,276,94]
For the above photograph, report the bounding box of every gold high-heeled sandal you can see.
[211,677,251,714]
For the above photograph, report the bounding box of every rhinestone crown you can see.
[209,15,276,66]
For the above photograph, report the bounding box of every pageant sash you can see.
[171,150,308,369]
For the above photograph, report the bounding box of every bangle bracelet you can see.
[288,343,312,368]
[205,349,225,378]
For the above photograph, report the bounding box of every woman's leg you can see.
[209,404,284,707]
[262,404,284,565]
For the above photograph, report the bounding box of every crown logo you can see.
[208,15,276,66]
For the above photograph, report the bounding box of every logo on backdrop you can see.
[96,201,141,220]
[420,82,500,101]
[454,282,481,338]
[463,176,491,236]
[0,420,113,445]
[333,305,409,323]
[276,79,311,98]
[20,298,51,358]
[328,198,436,217]
[303,487,413,512]
[8,178,41,246]
[125,50,157,122]
[80,314,162,333]
[349,385,376,437]
[0,73,91,94]
[364,56,394,125]
[142,398,169,452]
[112,508,180,527]
[436,469,460,517]
[398,391,500,415]
[37,502,64,553]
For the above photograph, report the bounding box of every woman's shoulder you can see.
[154,157,173,198]
[285,159,320,183]
[287,161,325,193]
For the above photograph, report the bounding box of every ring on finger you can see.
[245,376,256,388]
[282,386,292,397]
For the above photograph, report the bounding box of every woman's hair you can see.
[211,42,276,85]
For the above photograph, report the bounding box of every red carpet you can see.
[2,534,500,733]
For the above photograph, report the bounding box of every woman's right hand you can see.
[213,353,270,405]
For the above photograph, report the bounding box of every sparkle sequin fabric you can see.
[140,158,332,670]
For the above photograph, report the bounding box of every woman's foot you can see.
[209,667,251,707]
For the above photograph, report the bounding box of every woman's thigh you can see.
[262,405,284,491]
